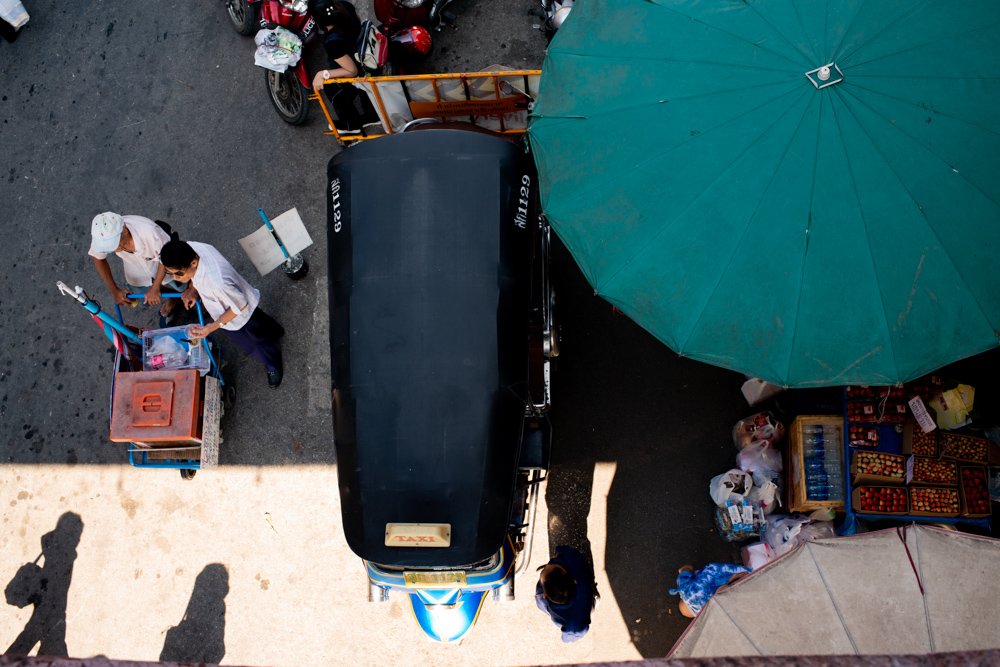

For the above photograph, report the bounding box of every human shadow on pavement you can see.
[160,563,229,664]
[548,240,745,657]
[544,464,596,573]
[4,512,84,657]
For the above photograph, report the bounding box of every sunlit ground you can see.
[0,463,640,666]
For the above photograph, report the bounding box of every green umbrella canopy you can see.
[530,0,1000,387]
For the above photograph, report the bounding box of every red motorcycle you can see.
[227,0,433,125]
[374,0,455,31]
[225,0,261,35]
[258,0,317,125]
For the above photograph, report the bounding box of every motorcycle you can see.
[224,0,260,36]
[232,0,430,125]
[374,0,456,32]
[255,0,317,125]
[539,0,573,38]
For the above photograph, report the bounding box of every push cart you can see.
[58,282,228,479]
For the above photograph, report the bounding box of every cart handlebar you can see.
[57,281,88,304]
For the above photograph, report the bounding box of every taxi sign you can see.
[385,523,451,548]
[403,571,467,588]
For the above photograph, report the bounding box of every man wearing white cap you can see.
[88,212,184,316]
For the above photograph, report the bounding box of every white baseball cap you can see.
[90,212,125,253]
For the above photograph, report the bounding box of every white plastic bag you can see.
[737,440,783,473]
[732,411,786,450]
[748,479,781,514]
[254,27,303,72]
[709,469,753,507]
[145,334,186,370]
[740,541,776,570]
[764,514,834,557]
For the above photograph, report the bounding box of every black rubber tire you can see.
[226,0,259,36]
[265,69,309,125]
[180,469,197,480]
[286,258,309,280]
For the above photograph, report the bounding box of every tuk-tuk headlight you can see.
[279,0,308,12]
[396,0,427,7]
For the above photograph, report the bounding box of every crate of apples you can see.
[959,466,991,517]
[854,486,907,514]
[852,451,905,485]
[909,429,937,457]
[907,456,958,486]
[939,433,988,462]
[909,487,960,516]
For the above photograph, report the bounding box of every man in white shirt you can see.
[88,211,183,317]
[159,239,285,388]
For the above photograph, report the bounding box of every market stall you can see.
[783,380,994,534]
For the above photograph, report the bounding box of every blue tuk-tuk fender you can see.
[408,589,488,643]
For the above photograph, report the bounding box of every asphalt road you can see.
[1,0,746,661]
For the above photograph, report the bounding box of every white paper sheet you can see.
[238,208,313,276]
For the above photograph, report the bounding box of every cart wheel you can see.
[223,384,237,412]
[283,254,309,280]
[180,469,197,480]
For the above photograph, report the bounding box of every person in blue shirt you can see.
[535,545,597,642]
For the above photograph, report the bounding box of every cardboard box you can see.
[852,486,908,515]
[908,486,960,517]
[958,465,991,518]
[902,419,938,457]
[851,450,905,486]
[905,456,958,486]
[788,416,845,513]
[938,432,989,463]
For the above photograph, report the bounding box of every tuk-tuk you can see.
[327,127,556,642]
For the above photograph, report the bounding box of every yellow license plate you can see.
[403,571,467,588]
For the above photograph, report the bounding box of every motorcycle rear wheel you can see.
[226,0,258,36]
[265,69,309,125]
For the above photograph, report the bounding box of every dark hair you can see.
[542,567,576,605]
[160,235,198,269]
[312,0,360,37]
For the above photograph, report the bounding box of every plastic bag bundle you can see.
[737,440,783,473]
[763,513,835,557]
[709,469,753,507]
[254,27,303,72]
[714,498,766,542]
[142,326,209,374]
[732,411,785,450]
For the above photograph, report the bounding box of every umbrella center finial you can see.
[805,63,844,89]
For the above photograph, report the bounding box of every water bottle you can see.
[804,435,832,457]
[808,484,831,500]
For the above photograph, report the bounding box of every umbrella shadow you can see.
[548,240,745,657]
[159,563,229,664]
[4,512,84,657]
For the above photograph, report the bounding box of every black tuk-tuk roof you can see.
[327,129,537,568]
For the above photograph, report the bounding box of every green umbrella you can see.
[530,0,1000,387]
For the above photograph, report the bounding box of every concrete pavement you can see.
[0,0,745,662]
[1,463,644,665]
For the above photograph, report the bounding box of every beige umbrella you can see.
[668,525,1000,658]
